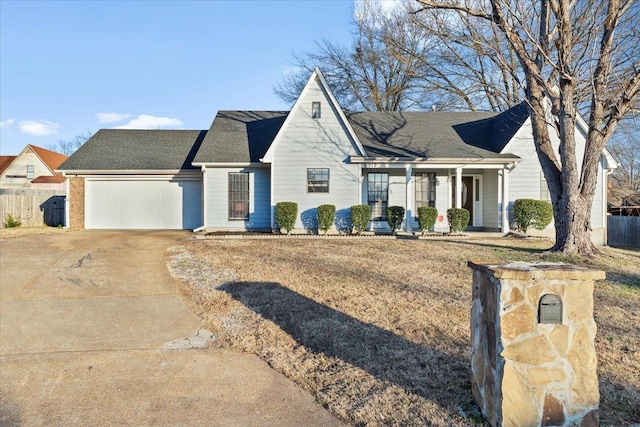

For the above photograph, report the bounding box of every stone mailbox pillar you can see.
[467,261,605,427]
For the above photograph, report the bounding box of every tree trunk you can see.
[552,194,598,255]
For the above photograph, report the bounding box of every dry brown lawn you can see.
[167,237,640,426]
[0,226,65,241]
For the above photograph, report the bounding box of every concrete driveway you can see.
[0,230,342,426]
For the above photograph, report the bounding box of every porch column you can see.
[358,164,363,206]
[501,166,510,233]
[455,167,463,208]
[405,165,413,232]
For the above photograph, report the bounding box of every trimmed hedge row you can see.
[275,202,298,234]
[513,199,553,232]
[351,205,371,234]
[447,208,470,233]
[417,206,438,234]
[317,204,336,235]
[386,206,405,234]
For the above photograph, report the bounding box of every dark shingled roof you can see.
[346,102,529,159]
[57,104,529,169]
[194,111,288,163]
[58,129,207,171]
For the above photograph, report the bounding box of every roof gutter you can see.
[349,156,521,165]
[191,162,268,168]
[55,169,200,175]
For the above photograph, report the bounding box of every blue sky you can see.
[0,0,358,155]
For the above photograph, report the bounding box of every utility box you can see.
[467,261,605,427]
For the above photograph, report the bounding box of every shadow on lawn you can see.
[453,239,553,255]
[220,281,475,418]
[455,241,640,288]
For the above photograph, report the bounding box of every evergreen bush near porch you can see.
[417,207,438,234]
[447,208,470,233]
[275,202,298,234]
[317,204,336,235]
[351,205,371,234]
[386,206,405,234]
[513,199,553,233]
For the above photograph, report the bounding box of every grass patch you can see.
[167,238,639,426]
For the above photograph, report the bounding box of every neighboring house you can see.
[0,145,68,191]
[57,68,617,244]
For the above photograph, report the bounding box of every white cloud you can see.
[0,118,15,128]
[114,114,183,129]
[19,119,59,136]
[96,112,132,124]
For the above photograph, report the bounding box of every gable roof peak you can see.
[262,67,366,162]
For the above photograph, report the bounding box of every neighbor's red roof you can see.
[31,174,66,184]
[0,156,17,175]
[29,145,68,171]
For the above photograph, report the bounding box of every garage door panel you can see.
[85,179,202,230]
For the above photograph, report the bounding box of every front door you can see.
[452,176,474,225]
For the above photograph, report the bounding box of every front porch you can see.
[353,159,519,233]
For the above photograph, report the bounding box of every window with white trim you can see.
[307,168,329,193]
[415,173,436,209]
[368,173,389,220]
[228,172,249,220]
[26,165,35,180]
[312,102,321,119]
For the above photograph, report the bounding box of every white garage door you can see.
[85,178,203,229]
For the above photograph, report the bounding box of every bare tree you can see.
[47,131,91,156]
[416,0,640,256]
[274,0,434,111]
[276,1,528,112]
[402,4,525,111]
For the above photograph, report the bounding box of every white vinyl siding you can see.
[85,177,202,229]
[503,118,606,233]
[205,167,270,230]
[482,169,500,229]
[271,76,360,231]
[1,149,53,188]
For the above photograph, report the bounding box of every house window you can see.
[228,172,249,220]
[368,173,389,220]
[26,165,34,180]
[312,102,321,119]
[540,172,551,201]
[415,173,436,209]
[307,168,329,193]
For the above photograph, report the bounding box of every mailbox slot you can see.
[538,294,562,324]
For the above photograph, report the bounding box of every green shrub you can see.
[447,208,470,233]
[386,206,405,234]
[351,205,371,234]
[513,199,553,232]
[275,202,298,234]
[317,204,336,235]
[417,207,438,234]
[3,213,21,228]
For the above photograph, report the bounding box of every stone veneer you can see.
[467,261,605,427]
[68,177,85,229]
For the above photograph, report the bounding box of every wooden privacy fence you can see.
[0,189,65,227]
[607,215,640,247]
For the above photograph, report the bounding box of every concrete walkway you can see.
[0,230,342,426]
